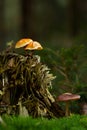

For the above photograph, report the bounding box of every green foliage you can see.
[0,115,87,130]
[37,45,87,104]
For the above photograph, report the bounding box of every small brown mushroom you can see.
[15,38,33,48]
[57,92,80,116]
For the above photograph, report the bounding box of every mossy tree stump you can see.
[0,51,65,118]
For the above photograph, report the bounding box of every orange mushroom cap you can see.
[15,38,33,48]
[24,41,43,50]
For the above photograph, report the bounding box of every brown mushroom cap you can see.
[15,38,33,48]
[57,93,80,102]
[25,41,43,50]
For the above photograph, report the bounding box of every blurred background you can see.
[0,0,87,50]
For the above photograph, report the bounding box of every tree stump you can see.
[0,51,65,118]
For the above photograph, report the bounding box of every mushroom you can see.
[57,92,80,116]
[24,41,43,50]
[15,38,33,48]
[15,38,43,57]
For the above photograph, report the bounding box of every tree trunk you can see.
[67,0,79,37]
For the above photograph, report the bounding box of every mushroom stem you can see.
[25,50,34,57]
[65,101,70,116]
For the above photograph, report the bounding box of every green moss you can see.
[0,115,87,130]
